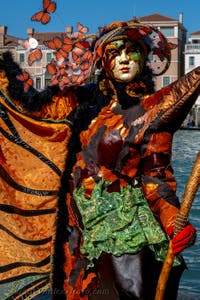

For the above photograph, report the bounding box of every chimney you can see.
[0,26,7,46]
[179,12,183,24]
[27,28,34,38]
[65,26,73,34]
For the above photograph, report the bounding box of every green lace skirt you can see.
[73,179,181,267]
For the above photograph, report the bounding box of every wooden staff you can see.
[155,151,200,300]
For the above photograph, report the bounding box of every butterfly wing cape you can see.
[0,72,75,298]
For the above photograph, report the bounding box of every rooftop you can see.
[139,13,177,22]
[190,30,200,36]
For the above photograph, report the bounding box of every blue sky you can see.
[0,0,200,39]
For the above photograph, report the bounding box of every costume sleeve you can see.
[139,67,200,231]
[158,66,200,131]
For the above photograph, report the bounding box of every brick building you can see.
[184,30,200,126]
[0,25,73,90]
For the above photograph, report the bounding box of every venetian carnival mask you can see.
[102,39,144,82]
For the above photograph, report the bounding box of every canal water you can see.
[172,130,200,299]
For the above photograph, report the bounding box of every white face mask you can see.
[112,49,141,82]
[103,39,144,82]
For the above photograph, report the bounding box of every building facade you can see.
[0,25,73,90]
[184,30,200,126]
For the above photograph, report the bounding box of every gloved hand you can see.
[166,224,196,255]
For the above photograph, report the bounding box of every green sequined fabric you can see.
[73,180,181,266]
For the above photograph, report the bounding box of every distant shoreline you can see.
[180,126,200,130]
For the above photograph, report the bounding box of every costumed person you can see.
[0,17,199,300]
[51,20,200,300]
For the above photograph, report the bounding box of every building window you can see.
[19,53,25,63]
[36,77,41,90]
[160,27,174,37]
[46,52,52,62]
[189,56,195,67]
[163,76,170,87]
[45,71,52,87]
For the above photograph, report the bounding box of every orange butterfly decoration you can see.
[44,36,72,61]
[46,58,57,75]
[80,51,93,71]
[28,48,42,66]
[72,23,89,40]
[16,71,33,92]
[44,23,94,89]
[18,37,42,66]
[31,0,57,25]
[77,22,89,34]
